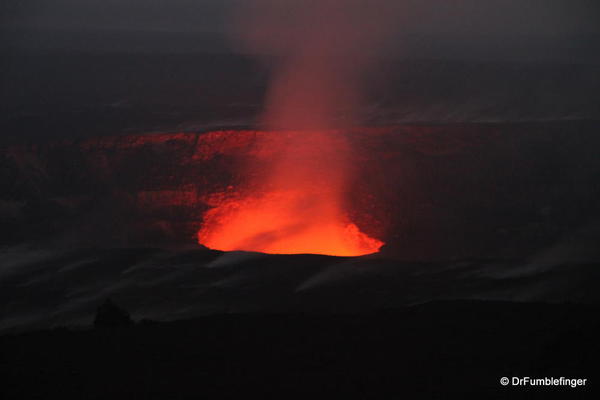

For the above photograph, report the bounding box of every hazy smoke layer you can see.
[231,0,398,129]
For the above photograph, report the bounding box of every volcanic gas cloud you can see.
[198,0,395,256]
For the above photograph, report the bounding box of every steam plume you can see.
[233,0,397,129]
[198,0,397,255]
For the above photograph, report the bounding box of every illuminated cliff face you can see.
[2,126,479,254]
[196,130,384,256]
[1,128,392,248]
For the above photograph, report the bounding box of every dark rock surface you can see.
[1,300,598,398]
[1,247,599,334]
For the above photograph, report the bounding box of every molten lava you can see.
[197,131,384,256]
[198,189,382,256]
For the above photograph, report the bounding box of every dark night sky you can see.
[1,0,598,64]
[2,1,599,35]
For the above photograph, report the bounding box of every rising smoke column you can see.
[198,0,397,256]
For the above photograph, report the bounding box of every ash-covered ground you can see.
[2,246,600,334]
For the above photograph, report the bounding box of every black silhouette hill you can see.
[1,300,598,398]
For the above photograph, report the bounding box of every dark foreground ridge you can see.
[2,300,598,399]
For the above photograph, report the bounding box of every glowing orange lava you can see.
[196,131,384,256]
[198,189,382,256]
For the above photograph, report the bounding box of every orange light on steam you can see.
[197,130,384,257]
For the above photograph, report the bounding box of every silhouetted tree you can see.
[94,298,133,328]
